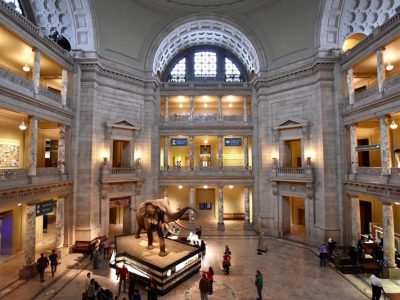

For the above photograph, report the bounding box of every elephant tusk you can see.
[174,220,190,230]
[164,223,176,235]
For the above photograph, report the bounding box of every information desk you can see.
[110,234,201,295]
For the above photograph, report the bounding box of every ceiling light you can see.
[204,139,208,144]
[17,203,22,206]
[229,102,233,108]
[386,63,394,71]
[19,120,27,131]
[395,202,400,205]
[203,185,208,189]
[229,185,234,189]
[178,185,183,189]
[22,64,30,72]
[204,103,208,108]
[179,103,183,108]
[390,120,398,129]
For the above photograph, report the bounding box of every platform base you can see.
[383,267,400,279]
[19,263,37,279]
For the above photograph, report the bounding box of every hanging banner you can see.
[36,200,54,216]
[356,144,380,152]
[171,138,188,146]
[225,138,242,146]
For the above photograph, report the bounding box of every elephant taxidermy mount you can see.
[135,197,197,256]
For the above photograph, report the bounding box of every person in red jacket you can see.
[202,266,214,294]
[118,264,128,295]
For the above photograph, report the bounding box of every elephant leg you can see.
[157,225,167,256]
[146,223,154,250]
[135,222,143,239]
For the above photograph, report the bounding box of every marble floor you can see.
[0,234,373,300]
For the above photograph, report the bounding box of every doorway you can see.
[282,196,306,241]
[199,145,211,167]
[283,140,302,167]
[109,197,131,236]
[195,188,215,219]
[359,200,372,234]
[357,138,370,167]
[0,211,13,255]
[113,140,130,168]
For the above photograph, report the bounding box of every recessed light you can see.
[178,185,183,189]
[229,185,234,189]
[204,139,208,144]
[22,64,30,72]
[17,203,22,206]
[204,103,208,108]
[204,185,208,189]
[179,103,183,108]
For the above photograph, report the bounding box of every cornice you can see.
[254,60,337,90]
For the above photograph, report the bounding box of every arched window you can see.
[4,0,24,15]
[163,46,248,82]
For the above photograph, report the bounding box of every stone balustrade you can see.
[38,85,62,103]
[0,168,28,181]
[356,167,383,176]
[354,84,378,102]
[277,167,305,174]
[161,82,251,89]
[36,167,59,176]
[160,114,251,124]
[159,165,252,176]
[391,168,400,176]
[110,167,136,175]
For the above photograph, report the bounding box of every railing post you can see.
[347,68,354,105]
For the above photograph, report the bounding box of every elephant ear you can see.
[144,203,159,225]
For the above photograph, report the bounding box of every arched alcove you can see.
[342,33,367,52]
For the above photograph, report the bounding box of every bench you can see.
[223,213,245,220]
[71,236,106,254]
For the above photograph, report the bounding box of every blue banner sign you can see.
[171,138,188,146]
[225,138,242,146]
[36,200,54,216]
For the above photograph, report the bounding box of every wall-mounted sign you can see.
[109,197,131,208]
[356,144,380,152]
[171,138,188,146]
[36,200,54,216]
[225,138,242,146]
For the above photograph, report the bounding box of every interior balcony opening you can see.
[282,139,302,168]
[109,197,131,237]
[112,140,130,168]
[282,196,306,242]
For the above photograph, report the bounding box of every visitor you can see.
[319,243,328,267]
[327,237,336,257]
[128,274,135,298]
[49,249,59,277]
[357,236,365,262]
[147,279,158,300]
[199,273,210,300]
[118,264,129,295]
[222,252,231,274]
[200,240,206,260]
[131,288,141,300]
[84,272,91,295]
[92,246,100,269]
[370,272,385,300]
[102,238,110,260]
[196,226,202,239]
[36,253,49,282]
[202,266,214,295]
[349,246,358,269]
[87,278,96,300]
[255,269,264,300]
[224,245,231,256]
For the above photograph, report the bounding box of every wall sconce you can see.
[19,120,27,131]
[272,157,278,165]
[306,157,312,166]
[135,157,142,166]
[390,120,398,129]
[386,62,394,71]
[103,157,108,166]
[22,64,30,72]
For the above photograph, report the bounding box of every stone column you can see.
[189,96,194,122]
[244,136,249,169]
[218,96,223,123]
[130,194,137,234]
[377,49,386,94]
[383,202,396,268]
[19,205,36,279]
[351,196,361,247]
[32,50,40,95]
[163,185,168,198]
[27,116,38,176]
[380,116,392,176]
[164,136,168,170]
[244,186,250,224]
[55,197,65,249]
[218,136,223,169]
[58,125,66,174]
[189,186,195,224]
[350,124,358,174]
[164,96,169,123]
[347,68,354,105]
[189,136,194,170]
[243,96,248,123]
[217,185,224,226]
[61,69,68,106]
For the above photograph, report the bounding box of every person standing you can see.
[370,273,385,300]
[199,273,210,300]
[202,266,214,295]
[87,278,96,300]
[200,240,206,260]
[36,253,49,282]
[255,269,263,300]
[319,243,328,267]
[49,249,59,277]
[118,264,128,295]
[102,238,110,260]
[147,279,158,300]
[132,288,141,300]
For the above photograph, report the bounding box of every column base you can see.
[243,223,253,231]
[19,263,37,280]
[382,267,400,279]
[56,246,70,258]
[217,223,224,231]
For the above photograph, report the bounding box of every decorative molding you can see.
[344,180,400,201]
[105,119,141,131]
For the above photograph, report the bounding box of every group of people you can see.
[319,237,336,267]
[199,266,214,300]
[36,249,60,282]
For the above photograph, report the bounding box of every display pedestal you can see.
[112,234,201,295]
[383,267,400,279]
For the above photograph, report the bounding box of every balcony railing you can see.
[36,167,59,176]
[356,167,382,176]
[354,84,379,102]
[160,114,251,124]
[0,168,28,181]
[110,167,136,175]
[159,165,252,176]
[277,167,304,174]
[391,168,400,176]
[193,114,219,122]
[270,165,314,182]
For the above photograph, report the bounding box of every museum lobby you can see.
[1,0,400,299]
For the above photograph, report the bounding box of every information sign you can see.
[171,138,188,146]
[225,138,242,146]
[36,200,54,216]
[356,144,380,152]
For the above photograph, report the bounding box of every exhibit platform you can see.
[111,234,201,295]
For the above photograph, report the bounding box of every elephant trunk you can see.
[168,206,196,221]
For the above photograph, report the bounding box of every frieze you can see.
[106,183,135,194]
[0,181,71,201]
[279,183,306,194]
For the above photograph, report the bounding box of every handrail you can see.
[110,167,136,175]
[356,167,382,176]
[277,167,304,174]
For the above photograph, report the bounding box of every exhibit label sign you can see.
[356,144,380,152]
[225,138,242,146]
[36,200,54,216]
[171,138,188,146]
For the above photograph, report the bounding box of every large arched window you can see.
[4,0,24,15]
[163,46,248,82]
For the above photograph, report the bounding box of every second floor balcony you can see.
[349,167,400,185]
[270,165,314,183]
[0,167,67,189]
[159,165,253,178]
[100,165,143,184]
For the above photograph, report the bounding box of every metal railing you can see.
[110,167,136,175]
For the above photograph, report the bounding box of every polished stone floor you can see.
[0,234,372,300]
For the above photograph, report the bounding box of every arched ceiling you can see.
[153,19,260,75]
